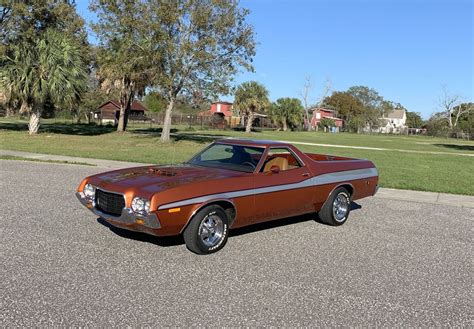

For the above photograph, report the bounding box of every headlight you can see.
[83,183,95,199]
[131,197,151,216]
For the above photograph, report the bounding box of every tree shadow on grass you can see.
[133,127,228,143]
[172,133,227,143]
[170,127,264,143]
[96,202,363,248]
[0,121,116,136]
[1,121,265,141]
[434,144,474,152]
[0,121,28,131]
[231,127,262,132]
[41,123,116,135]
[131,127,170,137]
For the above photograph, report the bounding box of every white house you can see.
[378,109,407,133]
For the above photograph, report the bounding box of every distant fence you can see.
[128,113,277,130]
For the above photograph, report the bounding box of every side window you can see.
[242,147,264,165]
[261,148,302,173]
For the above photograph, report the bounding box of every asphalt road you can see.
[1,160,472,326]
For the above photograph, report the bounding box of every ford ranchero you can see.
[77,139,378,254]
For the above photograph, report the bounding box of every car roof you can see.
[215,138,290,148]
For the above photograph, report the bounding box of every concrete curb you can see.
[0,149,149,169]
[374,188,474,209]
[2,149,473,209]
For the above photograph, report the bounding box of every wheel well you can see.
[188,200,236,226]
[338,184,354,196]
[211,200,237,225]
[321,184,354,213]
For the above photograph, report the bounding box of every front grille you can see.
[95,189,125,216]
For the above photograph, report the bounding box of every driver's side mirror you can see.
[269,165,280,174]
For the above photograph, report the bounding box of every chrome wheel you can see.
[332,192,350,222]
[198,214,224,247]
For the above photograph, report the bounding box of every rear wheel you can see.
[183,205,229,254]
[318,187,351,226]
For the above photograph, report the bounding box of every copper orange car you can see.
[76,139,378,254]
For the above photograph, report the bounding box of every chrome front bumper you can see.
[76,192,161,229]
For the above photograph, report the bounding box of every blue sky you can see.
[76,0,473,118]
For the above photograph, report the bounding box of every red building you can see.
[209,101,233,117]
[198,101,236,128]
[309,108,343,130]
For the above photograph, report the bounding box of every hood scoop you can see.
[148,168,177,176]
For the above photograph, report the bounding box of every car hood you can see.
[90,164,245,195]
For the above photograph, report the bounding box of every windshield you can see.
[188,143,265,173]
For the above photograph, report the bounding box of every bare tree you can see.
[300,76,313,131]
[439,87,471,129]
[300,76,333,131]
[316,77,332,107]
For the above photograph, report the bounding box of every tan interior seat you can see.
[263,157,288,172]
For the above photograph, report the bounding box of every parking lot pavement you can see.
[1,160,472,326]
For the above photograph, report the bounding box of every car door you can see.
[251,147,315,224]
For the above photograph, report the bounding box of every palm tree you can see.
[271,97,304,131]
[1,29,88,134]
[234,81,270,133]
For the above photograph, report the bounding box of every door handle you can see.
[302,173,310,177]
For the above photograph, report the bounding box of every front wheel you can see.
[183,205,229,254]
[318,187,351,226]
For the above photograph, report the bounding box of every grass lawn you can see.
[1,118,473,195]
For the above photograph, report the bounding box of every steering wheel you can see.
[242,161,256,169]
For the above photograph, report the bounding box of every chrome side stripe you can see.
[158,167,378,210]
[312,167,378,185]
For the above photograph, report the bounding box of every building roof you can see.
[309,107,335,113]
[385,109,405,119]
[310,109,343,121]
[98,100,148,111]
[212,101,233,105]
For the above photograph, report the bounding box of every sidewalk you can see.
[1,149,473,208]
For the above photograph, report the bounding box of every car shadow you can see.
[351,202,362,211]
[96,217,184,247]
[312,201,362,226]
[96,202,363,247]
[230,213,315,237]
